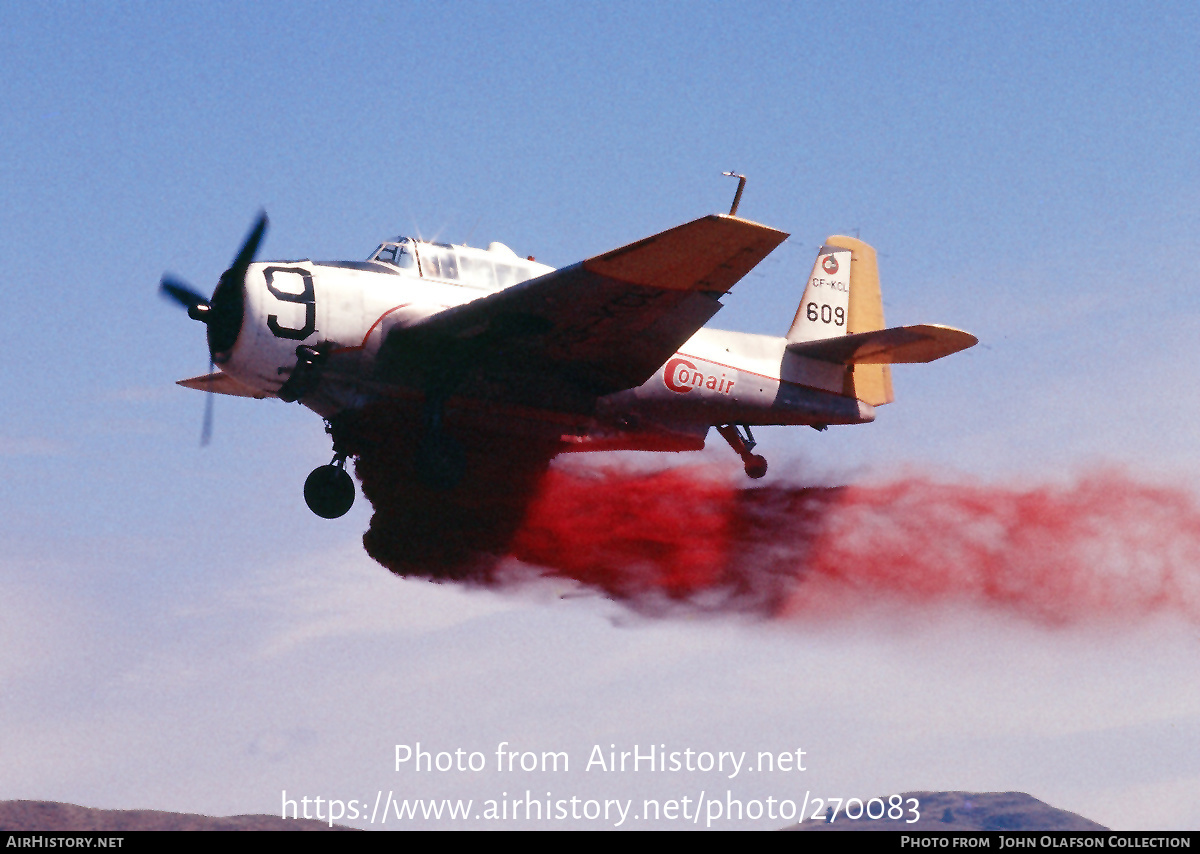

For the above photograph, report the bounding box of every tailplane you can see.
[787,323,979,365]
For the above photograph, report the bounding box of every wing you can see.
[177,370,269,398]
[377,215,788,411]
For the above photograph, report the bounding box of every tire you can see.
[304,465,356,518]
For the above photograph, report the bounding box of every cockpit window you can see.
[418,244,459,281]
[494,262,523,289]
[368,237,547,290]
[458,254,498,290]
[369,241,415,269]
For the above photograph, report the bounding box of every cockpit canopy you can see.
[368,237,551,291]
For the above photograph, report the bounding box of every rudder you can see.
[826,236,893,406]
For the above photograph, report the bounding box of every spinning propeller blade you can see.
[159,211,269,446]
[201,357,215,447]
[227,212,268,284]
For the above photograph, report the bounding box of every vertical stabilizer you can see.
[825,235,893,405]
[786,245,853,344]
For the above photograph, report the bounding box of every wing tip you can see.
[714,212,790,240]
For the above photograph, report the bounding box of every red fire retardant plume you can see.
[508,467,1200,623]
[360,447,1200,624]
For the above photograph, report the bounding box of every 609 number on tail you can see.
[806,302,845,326]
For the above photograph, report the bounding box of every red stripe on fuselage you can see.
[328,303,449,354]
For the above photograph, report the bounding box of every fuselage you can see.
[215,236,873,453]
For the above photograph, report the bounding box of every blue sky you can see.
[2,1,1199,830]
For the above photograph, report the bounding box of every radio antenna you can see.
[722,171,747,216]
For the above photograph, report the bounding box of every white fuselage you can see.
[217,239,873,452]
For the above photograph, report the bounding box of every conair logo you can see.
[664,357,736,394]
[822,254,840,274]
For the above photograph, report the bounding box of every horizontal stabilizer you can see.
[177,371,268,399]
[786,324,977,365]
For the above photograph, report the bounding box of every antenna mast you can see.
[722,171,747,216]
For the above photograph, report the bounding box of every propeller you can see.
[160,212,269,444]
[160,276,211,321]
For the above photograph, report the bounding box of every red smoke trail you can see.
[507,466,1200,623]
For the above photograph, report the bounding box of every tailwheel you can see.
[716,424,769,480]
[304,460,356,519]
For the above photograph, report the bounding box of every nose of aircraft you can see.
[207,212,267,363]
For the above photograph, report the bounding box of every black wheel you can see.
[744,454,768,479]
[414,431,466,491]
[304,465,356,518]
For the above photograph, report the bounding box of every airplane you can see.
[160,187,976,542]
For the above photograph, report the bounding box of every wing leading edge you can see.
[177,370,269,398]
[377,215,788,407]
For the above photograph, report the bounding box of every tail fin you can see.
[787,236,894,406]
[786,244,852,345]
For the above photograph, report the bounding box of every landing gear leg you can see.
[716,424,768,479]
[304,453,356,519]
